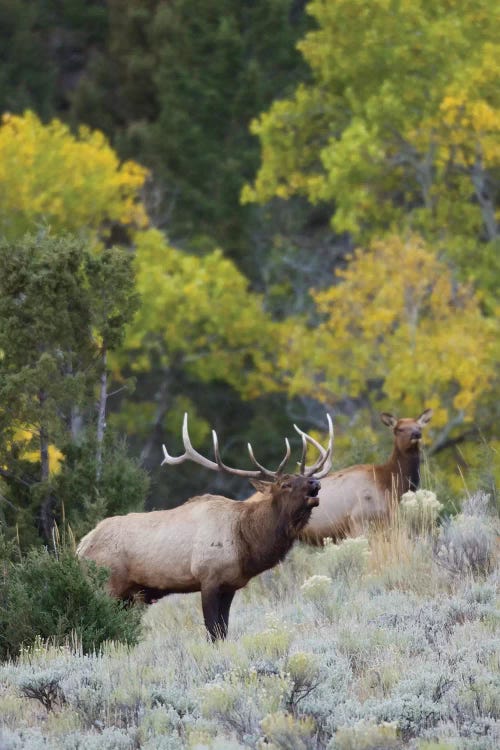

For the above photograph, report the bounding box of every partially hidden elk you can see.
[77,414,333,641]
[298,409,433,544]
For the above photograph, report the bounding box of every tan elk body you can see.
[247,409,432,544]
[77,415,331,640]
[300,409,433,543]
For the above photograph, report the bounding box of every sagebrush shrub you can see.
[284,652,323,714]
[241,621,293,661]
[434,512,497,577]
[61,727,138,749]
[259,711,316,749]
[18,668,65,711]
[320,537,371,581]
[370,693,442,741]
[301,575,332,597]
[0,728,49,749]
[200,667,289,744]
[328,720,402,750]
[461,492,494,518]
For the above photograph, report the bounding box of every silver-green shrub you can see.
[328,720,402,750]
[259,711,317,749]
[319,537,371,581]
[200,666,289,745]
[283,651,323,714]
[18,668,66,711]
[367,693,442,741]
[434,498,497,577]
[0,729,50,749]
[59,728,138,750]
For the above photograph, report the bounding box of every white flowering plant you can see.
[400,489,443,534]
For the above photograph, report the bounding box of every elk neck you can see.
[379,442,421,496]
[238,492,304,579]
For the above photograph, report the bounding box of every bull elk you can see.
[298,409,433,544]
[77,414,332,640]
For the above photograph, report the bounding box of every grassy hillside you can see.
[0,492,498,749]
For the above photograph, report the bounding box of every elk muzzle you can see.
[306,478,321,508]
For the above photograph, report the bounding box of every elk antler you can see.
[161,413,290,479]
[294,414,333,478]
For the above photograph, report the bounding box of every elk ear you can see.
[380,412,398,428]
[249,479,272,493]
[417,408,433,426]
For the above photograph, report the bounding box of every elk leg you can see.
[201,585,224,642]
[217,589,235,639]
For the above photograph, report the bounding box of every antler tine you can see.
[161,412,332,480]
[294,414,334,477]
[293,423,325,475]
[247,437,291,478]
[306,413,333,477]
[161,413,220,470]
[310,414,334,478]
[313,448,333,478]
[298,434,307,475]
[162,413,289,479]
[275,437,292,474]
[211,430,265,478]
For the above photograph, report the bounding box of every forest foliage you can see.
[0,111,148,240]
[0,0,498,548]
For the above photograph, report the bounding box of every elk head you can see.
[252,473,320,507]
[380,409,433,453]
[272,473,321,531]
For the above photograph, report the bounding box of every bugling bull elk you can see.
[77,414,333,640]
[297,409,433,544]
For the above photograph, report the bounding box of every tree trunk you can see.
[471,157,497,241]
[39,390,50,482]
[96,347,108,481]
[38,388,55,543]
[64,359,84,440]
[140,370,172,474]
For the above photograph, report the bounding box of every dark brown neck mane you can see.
[382,444,421,496]
[238,493,310,579]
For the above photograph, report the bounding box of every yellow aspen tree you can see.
[282,235,498,439]
[0,111,148,239]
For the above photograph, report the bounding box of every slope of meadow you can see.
[0,493,498,750]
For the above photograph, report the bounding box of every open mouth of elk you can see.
[306,479,321,507]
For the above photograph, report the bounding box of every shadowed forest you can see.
[0,1,498,748]
[0,0,498,546]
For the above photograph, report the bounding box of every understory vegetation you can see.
[0,545,142,662]
[0,491,498,749]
